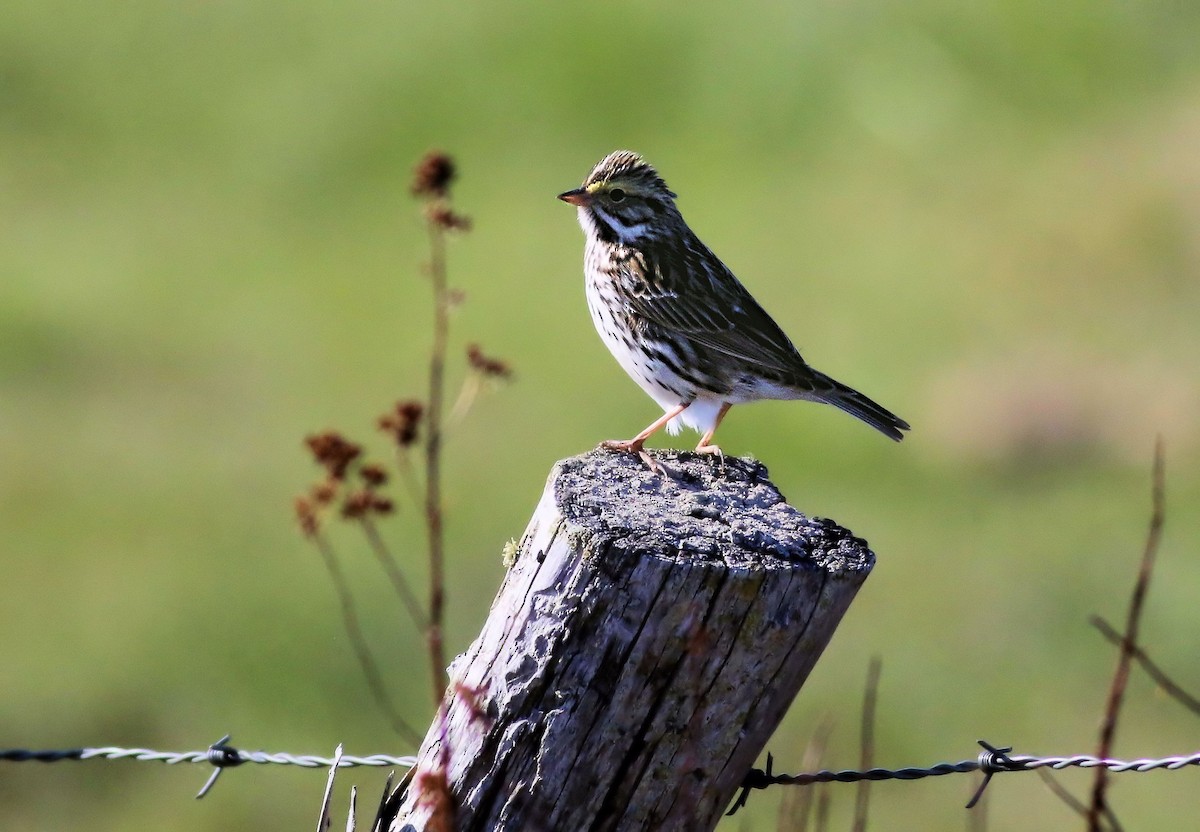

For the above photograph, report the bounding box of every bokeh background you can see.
[3,1,1200,829]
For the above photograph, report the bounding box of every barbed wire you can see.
[5,735,1199,811]
[0,735,416,798]
[725,741,1200,815]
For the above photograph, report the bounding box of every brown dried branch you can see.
[421,181,451,710]
[1037,768,1089,819]
[1090,615,1200,717]
[309,532,422,746]
[852,656,882,832]
[777,717,834,832]
[1087,437,1165,831]
[359,516,428,632]
[1037,768,1125,831]
[814,781,831,832]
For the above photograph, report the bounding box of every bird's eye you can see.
[608,187,626,203]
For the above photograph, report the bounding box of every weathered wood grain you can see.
[390,449,874,831]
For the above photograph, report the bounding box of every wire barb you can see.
[1,736,418,803]
[7,737,1200,813]
[967,741,1025,808]
[726,742,1200,815]
[196,734,243,799]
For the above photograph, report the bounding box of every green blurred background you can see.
[2,1,1199,828]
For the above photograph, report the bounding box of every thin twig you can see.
[1091,616,1200,717]
[311,534,422,745]
[814,781,830,832]
[447,373,482,428]
[358,516,427,631]
[1037,768,1089,819]
[392,449,425,510]
[1038,767,1124,830]
[1087,438,1165,830]
[778,718,834,832]
[424,212,450,709]
[853,656,882,832]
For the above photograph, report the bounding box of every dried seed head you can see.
[411,151,456,199]
[379,399,425,448]
[294,496,320,538]
[360,463,389,486]
[370,495,395,515]
[427,205,472,231]
[466,344,513,379]
[311,478,339,506]
[304,431,362,480]
[340,489,373,519]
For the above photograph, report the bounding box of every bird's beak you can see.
[558,188,589,206]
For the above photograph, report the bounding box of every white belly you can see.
[585,275,725,436]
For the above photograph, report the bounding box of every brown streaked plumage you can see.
[559,150,909,464]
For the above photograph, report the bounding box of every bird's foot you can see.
[600,439,661,474]
[693,442,725,473]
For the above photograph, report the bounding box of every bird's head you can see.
[558,151,679,245]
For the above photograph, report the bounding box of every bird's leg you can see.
[602,403,690,470]
[693,403,732,460]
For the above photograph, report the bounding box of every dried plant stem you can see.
[1090,615,1200,716]
[393,449,425,510]
[311,533,422,745]
[1037,769,1124,832]
[358,517,427,631]
[1087,438,1165,831]
[447,374,482,428]
[814,782,830,832]
[1036,769,1088,818]
[424,217,450,708]
[852,656,881,832]
[778,718,833,832]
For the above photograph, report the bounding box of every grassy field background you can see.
[2,2,1199,829]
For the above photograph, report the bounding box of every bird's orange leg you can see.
[602,403,690,470]
[694,402,733,457]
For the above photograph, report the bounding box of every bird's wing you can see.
[622,238,817,386]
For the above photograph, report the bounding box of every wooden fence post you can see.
[388,449,874,831]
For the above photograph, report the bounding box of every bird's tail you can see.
[811,370,910,442]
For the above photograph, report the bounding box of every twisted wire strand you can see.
[6,743,1200,777]
[725,743,1200,815]
[1018,752,1200,773]
[744,746,1200,789]
[67,746,417,769]
[0,736,418,799]
[6,738,1200,805]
